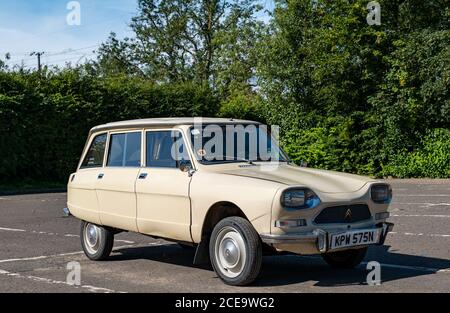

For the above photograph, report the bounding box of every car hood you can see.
[219,164,375,193]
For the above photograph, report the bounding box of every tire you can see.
[80,221,114,261]
[209,216,262,286]
[322,247,368,269]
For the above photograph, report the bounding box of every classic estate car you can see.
[66,117,394,286]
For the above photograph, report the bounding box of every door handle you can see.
[98,173,104,179]
[138,173,148,179]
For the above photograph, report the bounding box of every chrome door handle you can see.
[98,173,104,179]
[138,173,148,179]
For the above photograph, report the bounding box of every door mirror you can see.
[179,160,192,173]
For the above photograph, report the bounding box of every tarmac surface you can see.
[0,179,449,293]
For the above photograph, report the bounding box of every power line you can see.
[42,53,97,65]
[45,45,100,57]
[4,45,101,65]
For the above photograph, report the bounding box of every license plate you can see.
[329,229,380,250]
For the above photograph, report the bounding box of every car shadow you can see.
[110,244,450,287]
[110,243,212,271]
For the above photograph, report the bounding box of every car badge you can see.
[345,209,352,220]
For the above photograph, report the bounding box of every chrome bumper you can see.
[260,222,394,253]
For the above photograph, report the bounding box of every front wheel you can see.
[209,217,262,286]
[80,221,114,261]
[321,247,368,269]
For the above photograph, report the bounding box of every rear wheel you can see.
[322,247,368,269]
[80,221,114,261]
[209,217,262,286]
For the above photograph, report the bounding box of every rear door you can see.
[96,130,142,231]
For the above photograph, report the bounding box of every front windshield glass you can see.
[189,124,289,164]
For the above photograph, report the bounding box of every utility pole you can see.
[30,51,45,72]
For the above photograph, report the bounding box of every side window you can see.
[80,133,107,169]
[107,132,142,167]
[146,131,190,168]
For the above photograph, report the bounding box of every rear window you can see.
[80,133,107,169]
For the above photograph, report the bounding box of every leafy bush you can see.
[218,90,265,122]
[382,129,450,178]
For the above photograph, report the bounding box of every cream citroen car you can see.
[66,118,393,286]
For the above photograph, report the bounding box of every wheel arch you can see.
[193,201,249,265]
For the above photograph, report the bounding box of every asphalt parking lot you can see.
[0,179,449,293]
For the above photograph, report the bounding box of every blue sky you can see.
[0,0,274,69]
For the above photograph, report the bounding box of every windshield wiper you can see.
[222,156,254,164]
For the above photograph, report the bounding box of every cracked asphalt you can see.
[0,179,449,293]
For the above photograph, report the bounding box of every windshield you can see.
[189,124,289,164]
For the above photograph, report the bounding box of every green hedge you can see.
[381,129,450,178]
[0,69,219,184]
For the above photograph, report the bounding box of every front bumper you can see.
[260,222,394,253]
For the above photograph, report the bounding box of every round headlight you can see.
[281,188,321,210]
[371,184,392,204]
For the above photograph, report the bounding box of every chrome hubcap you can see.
[84,223,101,254]
[214,226,246,278]
[223,239,239,266]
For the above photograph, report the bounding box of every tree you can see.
[97,0,264,96]
[256,0,449,175]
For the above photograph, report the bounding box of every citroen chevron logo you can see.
[345,209,352,220]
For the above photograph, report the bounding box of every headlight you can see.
[281,188,321,210]
[371,184,392,204]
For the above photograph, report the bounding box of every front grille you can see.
[314,204,371,224]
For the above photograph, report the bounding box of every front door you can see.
[136,129,192,241]
[96,131,142,232]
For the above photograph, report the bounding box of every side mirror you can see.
[179,161,194,175]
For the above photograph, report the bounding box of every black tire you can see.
[322,247,368,269]
[80,221,114,261]
[209,216,262,286]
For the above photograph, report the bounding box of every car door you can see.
[68,133,107,225]
[136,129,193,241]
[96,130,142,232]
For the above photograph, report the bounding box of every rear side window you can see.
[80,133,107,169]
[107,132,142,167]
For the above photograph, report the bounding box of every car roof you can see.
[90,117,261,134]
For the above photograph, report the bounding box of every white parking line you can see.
[292,255,450,274]
[116,240,135,244]
[360,262,450,274]
[395,195,450,197]
[392,202,450,206]
[0,251,85,264]
[0,227,26,232]
[0,243,163,264]
[391,214,450,218]
[389,231,450,238]
[0,269,123,293]
[0,226,135,244]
